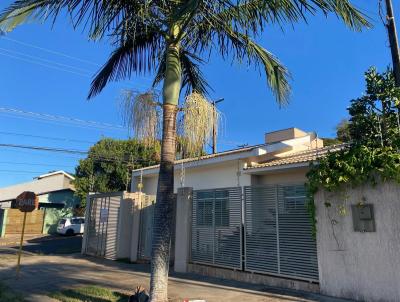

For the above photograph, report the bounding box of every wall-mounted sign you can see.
[15,191,38,213]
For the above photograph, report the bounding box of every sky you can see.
[0,1,394,187]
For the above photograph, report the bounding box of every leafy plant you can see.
[74,138,160,206]
[307,68,400,236]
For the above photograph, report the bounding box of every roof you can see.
[0,170,75,202]
[245,144,347,170]
[37,170,75,180]
[133,144,258,172]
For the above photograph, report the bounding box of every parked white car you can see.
[57,217,85,236]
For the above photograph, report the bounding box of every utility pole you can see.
[212,98,224,154]
[385,0,400,86]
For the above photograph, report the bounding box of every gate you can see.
[244,185,318,281]
[191,187,242,269]
[84,192,121,260]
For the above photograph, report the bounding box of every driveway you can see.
[0,254,354,302]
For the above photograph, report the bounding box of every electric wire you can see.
[0,50,91,77]
[1,36,101,67]
[0,47,93,74]
[0,107,126,131]
[0,130,95,144]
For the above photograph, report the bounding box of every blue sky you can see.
[0,1,393,187]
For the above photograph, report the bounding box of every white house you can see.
[131,127,338,194]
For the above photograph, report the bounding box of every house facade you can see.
[129,128,333,286]
[0,170,80,209]
[81,127,400,301]
[131,127,333,195]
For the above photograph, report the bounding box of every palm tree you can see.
[0,1,370,301]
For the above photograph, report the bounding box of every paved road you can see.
[3,235,82,255]
[0,254,355,302]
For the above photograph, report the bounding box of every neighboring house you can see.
[131,127,339,194]
[0,170,80,210]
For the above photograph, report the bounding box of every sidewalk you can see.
[0,253,355,302]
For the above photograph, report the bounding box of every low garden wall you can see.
[315,182,400,302]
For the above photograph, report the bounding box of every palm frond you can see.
[88,30,163,98]
[198,23,291,105]
[196,0,370,34]
[0,0,57,32]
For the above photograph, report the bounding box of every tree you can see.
[0,2,370,301]
[322,119,351,146]
[336,118,351,142]
[348,67,400,147]
[74,138,160,206]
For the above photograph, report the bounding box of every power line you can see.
[0,143,155,165]
[0,160,75,168]
[0,169,51,174]
[1,36,101,67]
[0,143,87,155]
[0,107,126,131]
[0,130,95,144]
[0,131,96,144]
[0,50,91,77]
[0,35,156,85]
[0,47,93,74]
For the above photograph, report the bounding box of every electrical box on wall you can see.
[351,204,375,232]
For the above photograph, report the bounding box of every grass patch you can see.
[49,285,128,302]
[0,282,25,302]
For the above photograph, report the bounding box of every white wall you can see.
[315,182,400,302]
[132,160,252,195]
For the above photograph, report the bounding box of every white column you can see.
[174,187,193,273]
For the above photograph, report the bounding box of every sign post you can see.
[15,191,38,278]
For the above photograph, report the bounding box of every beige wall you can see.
[316,182,400,302]
[250,167,309,186]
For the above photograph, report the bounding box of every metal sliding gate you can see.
[191,187,242,269]
[244,185,319,281]
[85,192,121,260]
[190,185,318,282]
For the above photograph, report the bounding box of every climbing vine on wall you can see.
[306,68,400,237]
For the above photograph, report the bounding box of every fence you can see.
[191,187,242,269]
[190,185,318,282]
[84,192,122,260]
[3,209,44,235]
[244,185,318,281]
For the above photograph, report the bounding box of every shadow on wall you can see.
[46,191,80,208]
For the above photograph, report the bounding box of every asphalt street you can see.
[8,235,83,255]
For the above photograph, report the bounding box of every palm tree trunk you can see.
[150,42,181,302]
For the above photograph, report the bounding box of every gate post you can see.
[81,194,91,254]
[174,187,193,273]
[130,192,145,262]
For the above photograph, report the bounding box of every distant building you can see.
[0,170,80,209]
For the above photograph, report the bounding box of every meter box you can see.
[351,204,375,232]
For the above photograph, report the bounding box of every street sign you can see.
[15,191,38,278]
[15,191,38,212]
